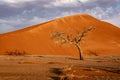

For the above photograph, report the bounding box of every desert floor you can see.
[0,55,120,80]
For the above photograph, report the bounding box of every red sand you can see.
[0,14,120,56]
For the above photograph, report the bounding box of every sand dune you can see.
[0,14,120,56]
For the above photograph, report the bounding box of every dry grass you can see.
[0,55,119,80]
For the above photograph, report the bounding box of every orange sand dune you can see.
[0,14,120,56]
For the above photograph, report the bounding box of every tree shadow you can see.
[66,57,79,60]
[49,76,60,80]
[49,68,63,75]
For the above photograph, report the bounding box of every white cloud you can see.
[79,0,89,3]
[0,17,25,33]
[28,16,48,24]
[44,0,97,7]
[104,15,120,27]
[0,0,36,7]
[0,0,35,4]
[0,24,15,33]
[52,0,78,4]
[44,0,81,7]
[0,15,50,33]
[0,0,120,33]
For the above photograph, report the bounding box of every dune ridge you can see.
[0,14,120,56]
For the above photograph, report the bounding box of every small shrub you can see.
[6,50,27,56]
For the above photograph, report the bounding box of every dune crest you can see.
[0,14,120,56]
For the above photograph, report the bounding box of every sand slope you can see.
[0,14,120,56]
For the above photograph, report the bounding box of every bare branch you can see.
[51,31,68,44]
[51,27,94,60]
[77,27,94,43]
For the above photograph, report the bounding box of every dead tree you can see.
[51,27,94,60]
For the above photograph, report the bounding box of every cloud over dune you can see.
[0,0,120,33]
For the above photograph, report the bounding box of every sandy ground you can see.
[0,55,120,80]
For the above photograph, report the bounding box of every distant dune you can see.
[0,14,120,56]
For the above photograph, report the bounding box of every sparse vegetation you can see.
[0,55,119,80]
[51,27,94,60]
[6,50,27,56]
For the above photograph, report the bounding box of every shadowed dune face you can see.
[0,14,120,56]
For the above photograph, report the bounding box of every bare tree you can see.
[51,27,94,60]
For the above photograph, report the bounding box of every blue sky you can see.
[0,0,120,33]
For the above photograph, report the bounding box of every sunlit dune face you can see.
[0,14,120,56]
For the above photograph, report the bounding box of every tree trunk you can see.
[75,44,83,60]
